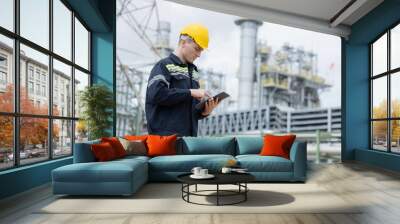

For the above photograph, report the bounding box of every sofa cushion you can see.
[260,134,296,159]
[124,135,148,141]
[101,137,127,158]
[147,134,177,157]
[91,142,118,161]
[53,163,133,183]
[148,154,235,172]
[236,155,293,172]
[180,137,235,155]
[52,159,147,183]
[115,155,150,163]
[119,138,147,156]
[235,136,263,155]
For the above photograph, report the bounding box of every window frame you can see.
[370,21,400,154]
[0,0,92,171]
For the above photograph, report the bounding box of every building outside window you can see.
[0,54,7,89]
[0,71,6,84]
[28,67,34,80]
[35,70,40,81]
[0,54,6,67]
[41,73,46,83]
[42,85,46,97]
[36,83,40,95]
[28,81,34,94]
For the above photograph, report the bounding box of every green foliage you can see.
[79,84,114,140]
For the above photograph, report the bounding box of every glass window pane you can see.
[75,120,88,143]
[372,76,387,119]
[372,121,388,151]
[372,33,387,76]
[74,69,89,118]
[391,24,400,70]
[53,59,72,117]
[75,18,89,70]
[391,120,400,153]
[0,116,14,170]
[20,117,49,165]
[53,0,72,60]
[20,44,49,115]
[20,0,49,49]
[53,119,72,158]
[391,72,400,118]
[0,35,14,112]
[0,0,14,31]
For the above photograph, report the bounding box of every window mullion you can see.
[388,30,391,152]
[13,0,21,167]
[71,10,76,154]
[49,0,54,160]
[370,45,373,149]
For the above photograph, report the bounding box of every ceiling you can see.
[166,0,384,38]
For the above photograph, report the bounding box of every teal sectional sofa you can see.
[52,136,307,196]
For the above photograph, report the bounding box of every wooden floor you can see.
[1,162,400,224]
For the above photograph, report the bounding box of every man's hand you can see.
[201,97,220,116]
[190,89,210,100]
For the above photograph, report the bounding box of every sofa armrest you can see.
[73,140,100,163]
[289,141,307,181]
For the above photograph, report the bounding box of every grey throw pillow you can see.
[119,138,147,156]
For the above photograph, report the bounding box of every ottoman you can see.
[52,158,148,196]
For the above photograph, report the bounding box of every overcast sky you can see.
[117,0,342,108]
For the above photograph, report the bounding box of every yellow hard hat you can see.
[180,23,209,49]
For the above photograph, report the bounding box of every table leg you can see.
[217,184,219,206]
[187,184,190,202]
[181,184,183,199]
[245,183,247,201]
[195,184,197,192]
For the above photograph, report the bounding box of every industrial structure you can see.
[235,19,330,110]
[198,106,341,136]
[154,21,173,58]
[116,0,337,137]
[196,18,335,136]
[116,64,147,136]
[235,19,262,110]
[257,42,330,109]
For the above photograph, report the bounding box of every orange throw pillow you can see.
[124,135,148,141]
[101,137,127,158]
[91,142,117,161]
[146,134,177,157]
[260,134,296,159]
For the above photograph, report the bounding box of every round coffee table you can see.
[177,172,255,206]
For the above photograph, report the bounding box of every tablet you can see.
[195,91,230,110]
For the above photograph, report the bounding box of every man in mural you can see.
[145,23,219,136]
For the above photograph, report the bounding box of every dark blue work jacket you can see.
[145,53,207,136]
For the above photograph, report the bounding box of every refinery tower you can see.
[235,19,330,110]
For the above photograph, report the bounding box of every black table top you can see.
[177,172,255,185]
